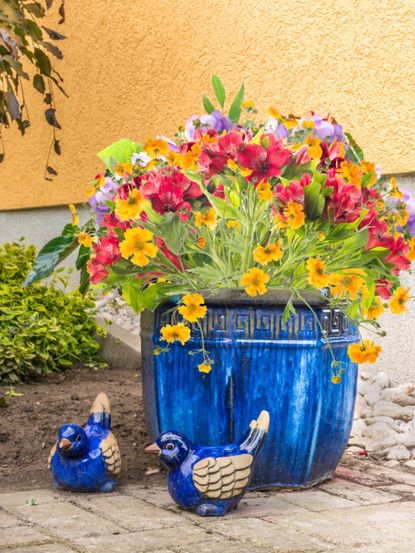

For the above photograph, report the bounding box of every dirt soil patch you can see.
[0,366,165,492]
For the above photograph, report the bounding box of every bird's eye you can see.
[165,443,175,451]
[76,435,82,443]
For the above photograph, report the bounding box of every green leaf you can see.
[202,95,215,114]
[303,178,325,220]
[97,139,139,171]
[185,172,239,219]
[157,212,187,256]
[211,75,226,108]
[345,132,364,163]
[122,281,168,313]
[24,224,78,286]
[228,83,244,123]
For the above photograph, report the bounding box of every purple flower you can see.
[304,115,346,143]
[387,188,415,236]
[185,110,234,140]
[89,178,119,225]
[264,117,289,139]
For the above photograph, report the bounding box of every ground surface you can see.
[1,458,415,552]
[0,366,164,492]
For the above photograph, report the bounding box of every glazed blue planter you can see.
[141,290,359,489]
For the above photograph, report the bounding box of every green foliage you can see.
[0,0,66,174]
[0,241,102,383]
[97,138,141,171]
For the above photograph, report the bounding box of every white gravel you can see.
[95,291,140,336]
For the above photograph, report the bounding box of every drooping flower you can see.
[226,220,241,229]
[115,188,147,221]
[256,180,273,201]
[120,227,158,266]
[389,286,410,314]
[92,232,121,266]
[86,259,108,285]
[283,201,305,229]
[178,293,207,323]
[78,232,93,248]
[339,160,362,188]
[68,204,79,226]
[160,323,191,345]
[143,137,169,158]
[331,375,342,384]
[198,363,212,374]
[195,208,217,230]
[240,268,270,297]
[253,242,283,265]
[390,177,403,198]
[329,269,366,300]
[348,340,381,364]
[375,279,393,300]
[362,296,385,320]
[306,257,330,289]
[238,133,292,180]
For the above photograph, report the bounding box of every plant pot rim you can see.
[184,288,328,307]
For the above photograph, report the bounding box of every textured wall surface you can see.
[1,0,415,210]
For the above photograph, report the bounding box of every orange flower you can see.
[407,237,415,261]
[389,286,410,314]
[198,363,212,374]
[362,296,385,320]
[115,162,133,176]
[253,242,283,265]
[178,293,207,323]
[329,269,366,300]
[339,160,361,188]
[115,189,147,221]
[306,257,330,289]
[283,201,305,229]
[256,180,273,201]
[361,160,377,187]
[195,208,217,230]
[78,232,93,248]
[68,204,79,226]
[143,137,169,158]
[390,177,403,198]
[348,340,381,364]
[160,323,191,345]
[226,220,241,229]
[119,227,158,266]
[197,236,206,249]
[303,135,322,160]
[240,268,270,297]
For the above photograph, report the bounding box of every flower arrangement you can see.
[27,76,414,380]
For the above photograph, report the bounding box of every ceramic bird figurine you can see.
[48,392,121,492]
[146,410,270,516]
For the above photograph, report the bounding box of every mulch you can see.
[0,365,165,492]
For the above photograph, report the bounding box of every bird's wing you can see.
[48,442,57,470]
[192,453,253,499]
[100,432,121,475]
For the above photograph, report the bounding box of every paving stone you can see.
[9,545,77,553]
[379,483,415,496]
[202,517,334,551]
[217,494,309,518]
[277,489,359,511]
[12,499,125,541]
[0,525,52,548]
[365,464,415,486]
[80,524,213,552]
[74,493,185,531]
[334,465,396,486]
[182,541,266,553]
[264,502,415,548]
[121,485,173,509]
[0,507,23,528]
[318,477,401,505]
[0,488,58,510]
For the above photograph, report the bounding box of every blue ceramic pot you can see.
[141,289,359,489]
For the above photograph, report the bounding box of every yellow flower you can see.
[78,232,93,248]
[226,220,241,229]
[390,177,403,198]
[253,242,283,265]
[160,323,191,345]
[197,236,206,249]
[331,376,341,384]
[339,160,362,188]
[268,106,282,120]
[303,135,322,160]
[256,180,273,201]
[241,99,255,110]
[173,143,202,171]
[68,204,79,226]
[389,286,410,314]
[407,237,415,261]
[396,206,409,227]
[362,296,385,320]
[226,159,252,177]
[306,257,330,289]
[115,189,147,221]
[200,132,218,144]
[120,227,158,266]
[329,269,366,300]
[272,213,289,229]
[198,363,212,374]
[178,293,207,323]
[361,160,377,187]
[195,208,217,230]
[348,340,381,364]
[240,268,270,297]
[143,137,169,158]
[115,162,133,176]
[283,201,305,229]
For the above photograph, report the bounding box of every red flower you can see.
[199,130,245,178]
[87,260,108,285]
[141,168,202,218]
[238,133,292,180]
[92,232,121,266]
[101,212,131,231]
[325,175,362,223]
[155,237,182,270]
[319,139,345,169]
[275,174,310,206]
[385,235,410,274]
[376,279,393,300]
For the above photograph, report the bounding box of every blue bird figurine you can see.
[145,410,270,516]
[48,392,121,492]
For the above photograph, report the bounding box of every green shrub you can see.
[0,241,104,383]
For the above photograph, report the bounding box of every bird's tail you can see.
[238,410,270,456]
[88,392,111,429]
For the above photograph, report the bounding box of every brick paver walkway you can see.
[1,459,415,552]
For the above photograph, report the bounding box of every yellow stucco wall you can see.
[1,0,415,211]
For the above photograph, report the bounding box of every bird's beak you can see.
[145,442,161,455]
[59,438,72,451]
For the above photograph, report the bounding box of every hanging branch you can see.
[0,0,66,176]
